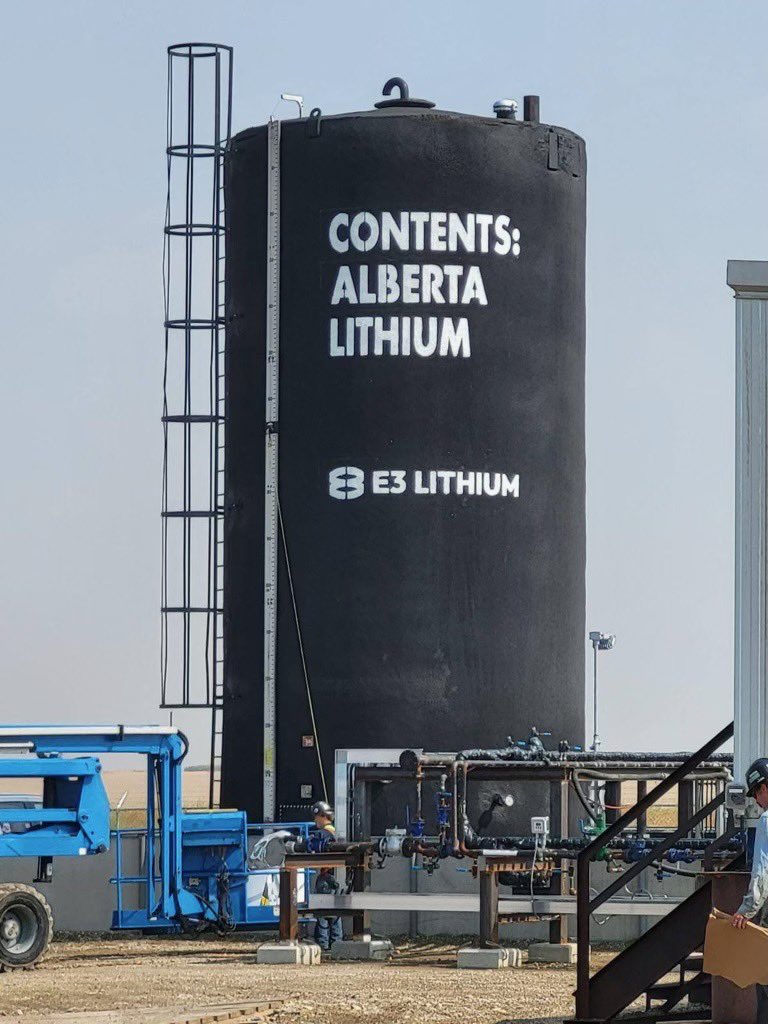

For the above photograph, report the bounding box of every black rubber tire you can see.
[0,884,53,971]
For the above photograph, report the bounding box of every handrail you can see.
[591,790,724,911]
[575,721,734,1021]
[582,721,733,861]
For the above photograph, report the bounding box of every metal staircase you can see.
[645,952,709,1015]
[574,722,739,1023]
[584,884,712,1021]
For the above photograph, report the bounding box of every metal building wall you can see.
[730,260,768,813]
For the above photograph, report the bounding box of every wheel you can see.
[0,884,53,971]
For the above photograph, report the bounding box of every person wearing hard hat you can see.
[311,801,343,951]
[732,759,768,933]
[732,760,768,1022]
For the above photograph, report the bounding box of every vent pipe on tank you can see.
[493,98,518,120]
[524,95,540,124]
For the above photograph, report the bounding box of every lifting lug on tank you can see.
[374,77,435,110]
[306,107,322,138]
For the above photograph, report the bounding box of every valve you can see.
[435,777,451,828]
[408,817,425,838]
[377,828,407,861]
[527,727,551,753]
[306,829,332,855]
[580,813,610,860]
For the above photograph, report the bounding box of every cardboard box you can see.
[704,909,768,988]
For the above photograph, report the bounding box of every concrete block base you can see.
[457,947,522,969]
[331,938,393,961]
[256,942,321,965]
[527,941,577,964]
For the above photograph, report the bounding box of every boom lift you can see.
[0,725,310,970]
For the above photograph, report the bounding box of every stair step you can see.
[682,953,704,971]
[647,982,685,1001]
[647,976,710,1000]
[617,1016,709,1024]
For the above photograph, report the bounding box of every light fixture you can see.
[477,792,515,832]
[588,631,616,752]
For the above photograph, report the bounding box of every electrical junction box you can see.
[726,783,747,814]
[729,782,753,823]
[726,782,761,827]
[531,816,549,836]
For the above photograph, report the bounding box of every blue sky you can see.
[0,1,766,763]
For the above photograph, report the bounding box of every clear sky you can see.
[0,1,766,766]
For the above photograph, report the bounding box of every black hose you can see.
[175,729,190,763]
[570,778,599,823]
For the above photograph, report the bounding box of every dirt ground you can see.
[0,935,618,1024]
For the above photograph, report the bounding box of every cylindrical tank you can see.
[222,85,586,822]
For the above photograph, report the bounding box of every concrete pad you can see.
[256,941,321,965]
[330,938,393,961]
[527,941,578,964]
[457,947,522,969]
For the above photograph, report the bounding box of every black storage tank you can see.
[222,84,586,821]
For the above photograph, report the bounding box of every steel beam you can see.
[309,891,683,916]
[479,871,500,946]
[278,868,298,942]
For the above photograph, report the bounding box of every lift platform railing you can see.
[575,721,734,1022]
[111,821,316,931]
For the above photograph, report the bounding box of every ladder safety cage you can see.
[160,44,233,809]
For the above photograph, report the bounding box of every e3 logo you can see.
[328,466,364,500]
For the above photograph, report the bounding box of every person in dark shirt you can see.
[311,801,343,950]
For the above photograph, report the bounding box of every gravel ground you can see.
[0,936,617,1024]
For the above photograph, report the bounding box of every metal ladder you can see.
[209,158,228,809]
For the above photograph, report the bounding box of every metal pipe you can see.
[574,768,731,782]
[457,762,479,857]
[451,763,460,854]
[523,95,540,124]
[592,641,599,753]
[400,748,732,769]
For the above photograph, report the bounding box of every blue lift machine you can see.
[0,725,311,969]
